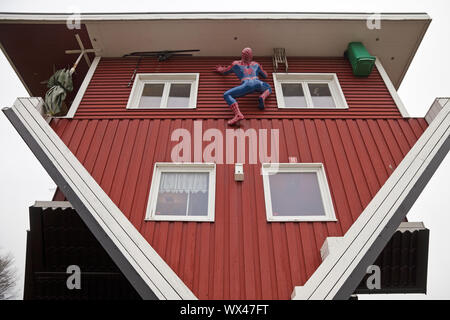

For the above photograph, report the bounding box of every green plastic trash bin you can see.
[346,42,376,77]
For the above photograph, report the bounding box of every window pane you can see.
[188,191,209,216]
[268,172,326,216]
[139,83,164,108]
[167,83,191,108]
[155,192,188,216]
[281,83,307,108]
[155,172,209,216]
[308,83,336,108]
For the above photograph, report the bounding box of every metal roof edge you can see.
[0,11,432,22]
[33,200,73,209]
[396,221,427,233]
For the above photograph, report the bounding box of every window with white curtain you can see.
[273,73,348,109]
[145,163,216,222]
[261,163,337,222]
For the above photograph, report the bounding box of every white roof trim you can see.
[292,98,450,300]
[0,12,431,22]
[375,57,410,117]
[2,97,197,300]
[62,56,101,118]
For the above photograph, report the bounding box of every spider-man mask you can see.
[241,47,253,64]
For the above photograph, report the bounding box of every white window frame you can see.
[126,73,199,109]
[273,73,348,109]
[145,162,216,222]
[261,163,337,222]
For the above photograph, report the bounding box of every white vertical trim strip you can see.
[64,56,101,118]
[375,57,410,118]
[0,12,431,22]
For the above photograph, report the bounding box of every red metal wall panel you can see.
[74,57,402,119]
[49,55,427,299]
[51,117,427,299]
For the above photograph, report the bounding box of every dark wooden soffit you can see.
[24,204,141,300]
[0,23,94,100]
[355,223,429,295]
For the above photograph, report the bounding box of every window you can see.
[127,73,199,109]
[273,73,348,109]
[146,163,216,222]
[261,163,337,222]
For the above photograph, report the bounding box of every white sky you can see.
[0,0,449,300]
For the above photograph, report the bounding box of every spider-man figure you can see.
[216,47,272,125]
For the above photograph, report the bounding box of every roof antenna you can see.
[124,49,200,87]
[123,49,200,61]
[65,34,99,71]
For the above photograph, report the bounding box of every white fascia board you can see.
[63,56,101,118]
[292,98,450,300]
[375,57,410,117]
[2,97,197,300]
[0,12,431,22]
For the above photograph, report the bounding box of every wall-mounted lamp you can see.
[235,163,244,181]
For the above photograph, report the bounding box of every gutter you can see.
[0,12,431,22]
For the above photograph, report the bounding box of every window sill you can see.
[266,217,338,222]
[276,106,349,110]
[126,106,197,110]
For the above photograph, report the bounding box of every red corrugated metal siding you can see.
[74,57,402,119]
[50,117,428,299]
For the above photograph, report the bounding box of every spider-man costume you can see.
[216,47,272,125]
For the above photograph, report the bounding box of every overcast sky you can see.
[0,0,449,300]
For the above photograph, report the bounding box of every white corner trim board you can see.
[64,56,101,118]
[2,97,197,300]
[375,57,410,118]
[292,98,450,300]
